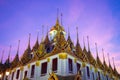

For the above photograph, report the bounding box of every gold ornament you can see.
[27,64,30,69]
[20,66,24,71]
[59,53,67,59]
[36,61,40,66]
[47,58,50,62]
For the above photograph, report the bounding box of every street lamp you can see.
[6,71,9,76]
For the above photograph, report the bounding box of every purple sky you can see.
[0,0,120,73]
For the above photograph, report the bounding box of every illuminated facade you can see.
[0,16,120,80]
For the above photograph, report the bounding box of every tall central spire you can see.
[56,8,59,25]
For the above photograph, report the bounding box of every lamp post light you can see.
[6,71,10,80]
[0,74,2,78]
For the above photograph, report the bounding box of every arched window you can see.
[41,62,47,75]
[68,58,73,73]
[86,66,90,78]
[16,69,20,79]
[98,71,101,80]
[52,58,58,72]
[31,65,35,78]
[24,71,28,78]
[11,72,14,80]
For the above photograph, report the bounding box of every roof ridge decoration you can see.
[95,43,104,70]
[86,36,96,67]
[33,32,39,51]
[11,40,20,68]
[21,33,32,65]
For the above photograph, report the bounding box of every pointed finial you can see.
[83,36,86,48]
[28,33,31,48]
[1,50,4,63]
[112,57,116,69]
[95,43,98,57]
[41,25,44,41]
[37,30,39,42]
[102,48,105,62]
[87,36,90,51]
[17,40,20,54]
[56,8,59,25]
[61,13,63,25]
[76,27,79,43]
[107,53,111,66]
[68,26,70,36]
[8,45,12,62]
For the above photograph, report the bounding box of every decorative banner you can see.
[27,64,30,69]
[59,53,67,59]
[47,58,50,62]
[36,61,40,66]
[74,58,77,63]
[20,66,24,71]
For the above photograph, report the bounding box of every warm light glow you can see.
[0,74,2,78]
[6,71,9,76]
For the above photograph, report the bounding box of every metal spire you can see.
[107,53,111,66]
[17,40,20,55]
[56,8,59,25]
[61,13,63,25]
[28,33,31,49]
[42,25,44,41]
[76,27,79,43]
[8,45,12,62]
[83,36,85,49]
[87,36,90,52]
[102,48,105,62]
[1,50,4,63]
[95,43,98,58]
[112,57,116,69]
[68,26,70,36]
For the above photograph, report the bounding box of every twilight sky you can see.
[0,0,120,73]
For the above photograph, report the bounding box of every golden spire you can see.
[0,50,4,64]
[56,8,59,25]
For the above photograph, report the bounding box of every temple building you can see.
[0,15,120,80]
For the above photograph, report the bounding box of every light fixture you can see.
[6,71,9,76]
[0,74,2,78]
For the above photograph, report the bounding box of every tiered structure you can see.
[0,15,120,80]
